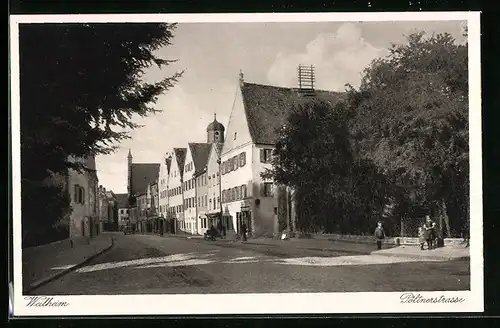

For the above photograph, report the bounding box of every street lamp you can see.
[216,157,224,233]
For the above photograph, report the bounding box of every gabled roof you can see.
[130,163,160,196]
[173,148,187,176]
[189,142,212,175]
[115,193,128,208]
[240,82,346,145]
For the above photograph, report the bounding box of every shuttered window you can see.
[260,182,274,197]
[241,185,247,198]
[260,149,273,163]
[233,156,239,170]
[240,152,246,167]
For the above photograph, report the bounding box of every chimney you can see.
[239,69,244,86]
[297,64,315,97]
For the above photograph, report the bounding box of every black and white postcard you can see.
[10,12,483,316]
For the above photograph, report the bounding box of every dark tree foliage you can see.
[262,101,389,234]
[263,30,468,237]
[349,31,468,236]
[19,23,183,245]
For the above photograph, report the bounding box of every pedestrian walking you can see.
[241,223,247,242]
[374,221,385,250]
[418,225,426,250]
[423,215,436,250]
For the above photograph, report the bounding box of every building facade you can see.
[126,149,160,232]
[67,155,100,239]
[183,142,212,235]
[167,148,187,231]
[219,72,343,237]
[115,193,129,230]
[204,141,225,233]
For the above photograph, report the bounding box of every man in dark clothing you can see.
[374,221,385,250]
[424,215,437,250]
[241,223,247,242]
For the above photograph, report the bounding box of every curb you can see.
[370,250,470,261]
[25,236,115,294]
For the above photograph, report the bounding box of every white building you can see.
[158,153,172,219]
[182,142,212,235]
[220,72,343,237]
[167,148,186,231]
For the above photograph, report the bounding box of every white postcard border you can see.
[10,12,483,316]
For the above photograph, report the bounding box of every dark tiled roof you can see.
[206,118,225,132]
[115,193,128,208]
[173,148,187,176]
[130,163,159,195]
[189,143,212,175]
[241,82,346,145]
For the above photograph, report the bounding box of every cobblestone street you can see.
[29,233,470,295]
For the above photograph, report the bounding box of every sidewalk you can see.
[371,245,470,261]
[22,233,114,293]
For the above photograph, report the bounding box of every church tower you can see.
[206,113,225,143]
[127,149,133,199]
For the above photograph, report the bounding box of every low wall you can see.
[297,233,464,247]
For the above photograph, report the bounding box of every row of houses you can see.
[125,70,344,238]
[59,155,129,243]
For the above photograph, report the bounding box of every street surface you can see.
[30,233,470,295]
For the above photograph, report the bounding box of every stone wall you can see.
[305,233,465,247]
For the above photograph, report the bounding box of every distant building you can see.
[204,142,225,233]
[144,180,160,233]
[126,149,160,233]
[183,142,212,235]
[167,148,187,232]
[67,155,100,239]
[115,193,129,229]
[158,153,172,219]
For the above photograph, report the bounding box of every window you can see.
[235,186,240,200]
[239,152,246,167]
[204,195,207,207]
[217,197,220,207]
[209,198,212,210]
[241,185,247,198]
[260,148,274,163]
[233,156,239,170]
[234,132,238,140]
[232,188,236,202]
[261,182,275,197]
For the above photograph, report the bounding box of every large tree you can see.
[348,31,468,236]
[19,23,183,245]
[262,100,389,234]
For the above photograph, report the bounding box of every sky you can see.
[95,20,467,194]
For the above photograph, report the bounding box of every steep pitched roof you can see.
[240,82,346,145]
[173,148,187,176]
[115,193,128,208]
[130,163,160,195]
[189,143,212,175]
